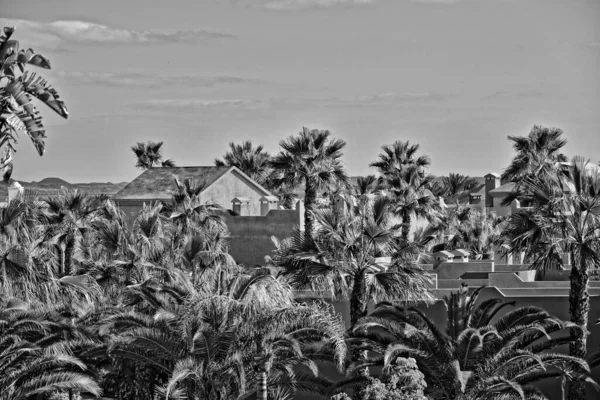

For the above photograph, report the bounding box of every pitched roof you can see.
[433,250,454,258]
[489,182,516,195]
[112,166,272,201]
[112,166,231,201]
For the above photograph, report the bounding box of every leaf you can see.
[0,39,19,59]
[3,112,27,133]
[3,26,15,40]
[2,161,13,183]
[27,53,51,69]
[22,72,68,118]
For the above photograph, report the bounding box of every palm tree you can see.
[270,127,350,240]
[501,156,600,399]
[240,303,347,400]
[273,196,434,328]
[131,141,175,170]
[38,188,107,276]
[0,26,69,182]
[353,175,378,198]
[108,285,345,400]
[348,286,595,400]
[502,125,568,183]
[435,173,480,199]
[385,174,441,240]
[0,297,102,400]
[370,141,440,240]
[215,141,272,184]
[369,141,431,183]
[166,178,227,237]
[429,205,504,260]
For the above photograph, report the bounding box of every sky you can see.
[1,0,599,184]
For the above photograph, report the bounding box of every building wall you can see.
[202,170,265,216]
[223,206,304,266]
[489,202,512,217]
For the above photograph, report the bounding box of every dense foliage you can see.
[2,27,599,399]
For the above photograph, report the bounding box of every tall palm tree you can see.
[502,125,568,183]
[270,127,349,240]
[0,26,69,182]
[385,174,441,240]
[273,196,434,328]
[215,141,272,185]
[131,141,175,170]
[348,286,595,400]
[502,156,600,400]
[370,141,440,240]
[370,141,431,183]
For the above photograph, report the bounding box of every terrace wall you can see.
[433,261,494,279]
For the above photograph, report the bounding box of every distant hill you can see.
[33,177,72,187]
[0,178,128,201]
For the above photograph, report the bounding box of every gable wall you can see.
[202,171,264,216]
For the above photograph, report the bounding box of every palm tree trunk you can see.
[304,177,317,241]
[402,213,411,240]
[350,273,366,329]
[64,237,75,275]
[256,340,268,400]
[567,254,589,400]
[257,368,268,400]
[60,247,66,276]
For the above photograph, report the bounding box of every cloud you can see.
[482,90,545,101]
[410,0,458,3]
[320,92,452,106]
[263,0,374,10]
[132,98,272,114]
[259,0,460,9]
[53,71,260,88]
[129,91,450,114]
[590,41,600,49]
[0,18,235,50]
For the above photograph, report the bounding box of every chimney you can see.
[259,195,278,216]
[484,173,500,208]
[231,197,250,216]
[8,181,24,202]
[510,198,521,214]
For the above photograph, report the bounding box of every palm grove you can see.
[2,26,600,400]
